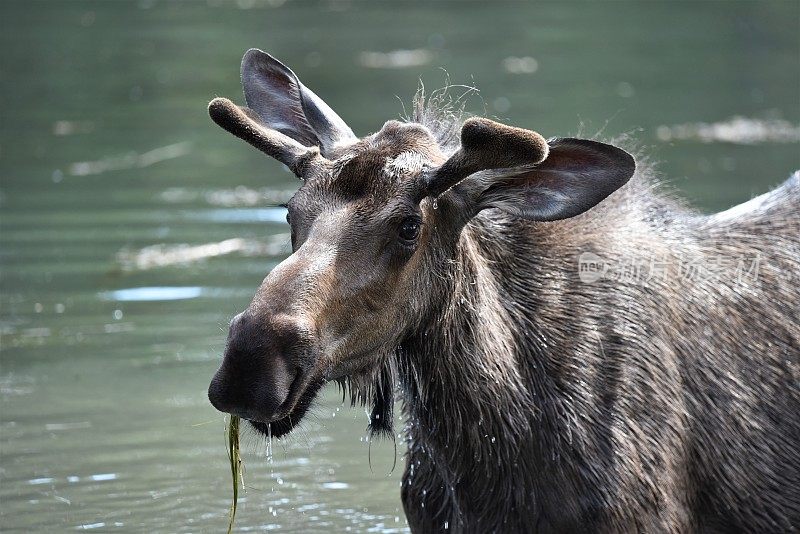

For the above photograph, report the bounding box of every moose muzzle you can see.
[208,310,309,423]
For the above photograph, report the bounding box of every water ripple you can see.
[99,287,204,302]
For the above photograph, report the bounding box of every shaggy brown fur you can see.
[208,49,800,533]
[399,146,800,533]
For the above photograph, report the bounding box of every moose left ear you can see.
[469,137,635,221]
[426,118,635,221]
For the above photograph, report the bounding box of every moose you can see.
[207,49,799,532]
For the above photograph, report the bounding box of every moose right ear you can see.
[241,49,356,156]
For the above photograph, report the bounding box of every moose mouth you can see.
[247,376,326,438]
[245,353,387,438]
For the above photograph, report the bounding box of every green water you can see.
[1,2,797,532]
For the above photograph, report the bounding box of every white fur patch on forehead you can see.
[384,151,427,179]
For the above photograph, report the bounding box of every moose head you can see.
[207,49,634,437]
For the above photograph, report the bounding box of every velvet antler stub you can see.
[425,117,549,197]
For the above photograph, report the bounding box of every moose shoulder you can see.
[207,49,800,533]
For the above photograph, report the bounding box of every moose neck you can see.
[395,203,656,526]
[397,211,574,496]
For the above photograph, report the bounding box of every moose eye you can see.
[398,217,421,243]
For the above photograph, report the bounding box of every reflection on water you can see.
[100,286,206,302]
[0,1,797,532]
[159,186,295,207]
[358,49,433,69]
[656,116,800,145]
[185,207,289,223]
[116,237,288,271]
[68,142,193,177]
[28,473,118,485]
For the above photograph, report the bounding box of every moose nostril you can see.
[208,371,233,413]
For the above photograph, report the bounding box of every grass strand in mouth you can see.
[226,415,243,534]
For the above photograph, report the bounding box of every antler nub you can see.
[208,97,321,177]
[425,118,549,197]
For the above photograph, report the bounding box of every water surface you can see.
[1,1,797,532]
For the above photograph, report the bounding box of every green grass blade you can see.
[226,415,242,534]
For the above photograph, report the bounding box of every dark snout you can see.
[208,311,308,423]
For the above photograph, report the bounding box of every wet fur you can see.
[344,94,800,532]
[212,69,800,531]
